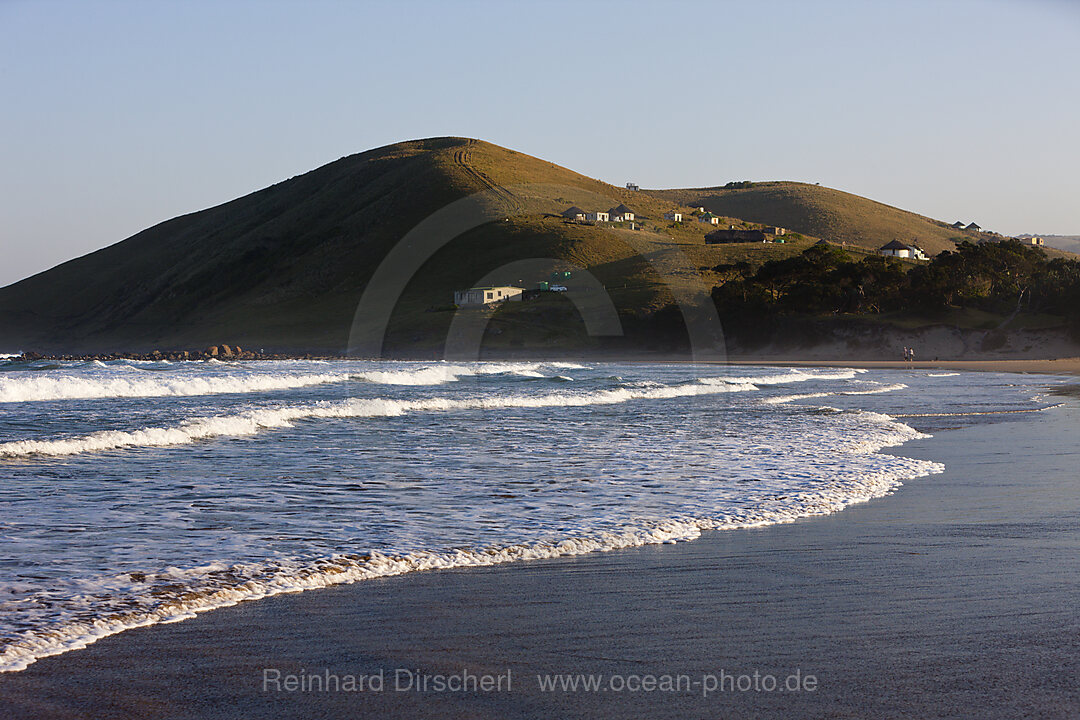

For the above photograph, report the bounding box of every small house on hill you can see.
[951,221,966,229]
[663,211,683,222]
[561,206,587,221]
[698,212,720,226]
[454,286,524,306]
[1025,236,1045,246]
[879,240,927,260]
[585,210,610,223]
[625,183,640,191]
[609,204,635,222]
[762,226,787,236]
[706,227,767,243]
[965,222,982,232]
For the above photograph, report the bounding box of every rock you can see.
[207,346,220,357]
[220,345,234,357]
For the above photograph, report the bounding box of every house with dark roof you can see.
[608,204,635,222]
[560,206,587,222]
[698,212,720,226]
[706,227,767,244]
[951,221,966,229]
[965,222,982,232]
[879,240,927,260]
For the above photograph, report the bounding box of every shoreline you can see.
[725,356,1080,375]
[1,391,1078,717]
[12,351,1080,376]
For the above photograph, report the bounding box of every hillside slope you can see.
[645,182,968,256]
[0,138,727,353]
[4,139,1057,356]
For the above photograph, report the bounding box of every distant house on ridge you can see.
[965,222,982,232]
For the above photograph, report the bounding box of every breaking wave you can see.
[0,407,939,673]
[0,380,759,459]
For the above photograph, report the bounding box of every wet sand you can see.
[730,356,1080,375]
[2,397,1079,718]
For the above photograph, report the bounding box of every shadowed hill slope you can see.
[645,182,969,256]
[0,138,678,353]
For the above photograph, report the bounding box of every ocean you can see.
[0,357,1066,673]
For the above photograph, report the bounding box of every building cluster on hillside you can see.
[561,204,636,224]
[953,220,1045,247]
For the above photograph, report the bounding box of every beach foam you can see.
[0,380,759,459]
[0,405,940,673]
[0,371,350,403]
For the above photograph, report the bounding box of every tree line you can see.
[708,240,1080,341]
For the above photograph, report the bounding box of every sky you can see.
[1,0,1078,287]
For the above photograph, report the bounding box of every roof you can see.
[951,221,965,227]
[561,206,586,217]
[880,240,911,250]
[965,222,981,229]
[609,203,633,214]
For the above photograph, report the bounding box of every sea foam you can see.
[0,404,940,674]
[0,380,759,459]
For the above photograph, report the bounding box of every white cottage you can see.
[879,240,927,260]
[454,286,524,306]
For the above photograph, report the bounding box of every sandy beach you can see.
[730,356,1080,375]
[1,377,1077,719]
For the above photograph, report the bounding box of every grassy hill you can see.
[645,181,971,256]
[0,138,745,353]
[1,137,1064,356]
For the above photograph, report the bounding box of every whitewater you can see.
[0,357,1062,673]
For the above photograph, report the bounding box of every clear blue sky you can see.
[2,0,1078,287]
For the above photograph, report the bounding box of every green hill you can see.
[2,138,1062,356]
[0,138,742,353]
[645,181,969,256]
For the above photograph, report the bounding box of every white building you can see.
[454,286,524,306]
[663,211,683,222]
[698,212,720,226]
[608,204,635,222]
[1026,236,1045,246]
[585,211,610,223]
[879,240,927,260]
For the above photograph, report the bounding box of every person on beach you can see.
[903,347,910,362]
